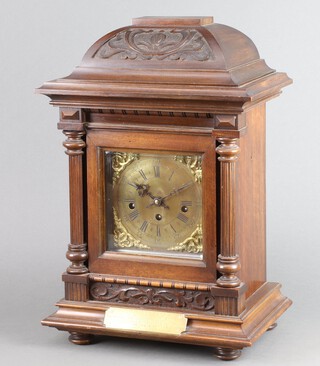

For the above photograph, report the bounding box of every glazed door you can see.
[86,129,217,283]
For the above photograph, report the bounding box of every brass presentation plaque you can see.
[104,307,187,335]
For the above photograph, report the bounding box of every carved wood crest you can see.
[94,28,214,61]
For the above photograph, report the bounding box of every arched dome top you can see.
[73,17,271,86]
[37,17,291,110]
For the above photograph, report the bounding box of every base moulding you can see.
[42,282,291,352]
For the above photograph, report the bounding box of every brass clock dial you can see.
[108,152,203,256]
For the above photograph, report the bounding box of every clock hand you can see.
[142,186,169,209]
[145,181,193,209]
[162,181,193,201]
[145,198,169,209]
[133,183,169,209]
[145,190,156,200]
[133,183,153,198]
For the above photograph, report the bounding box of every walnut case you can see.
[37,16,292,361]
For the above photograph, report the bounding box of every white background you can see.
[1,1,319,365]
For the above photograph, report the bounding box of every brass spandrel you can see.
[167,224,203,253]
[112,152,139,187]
[174,155,202,183]
[113,207,151,249]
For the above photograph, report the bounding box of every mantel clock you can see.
[37,16,292,361]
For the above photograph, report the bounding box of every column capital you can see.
[63,131,86,156]
[216,137,240,162]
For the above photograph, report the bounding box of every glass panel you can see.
[105,151,203,259]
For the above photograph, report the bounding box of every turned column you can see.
[63,129,91,343]
[63,130,88,274]
[215,137,241,288]
[210,136,245,317]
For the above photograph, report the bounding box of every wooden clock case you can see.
[37,16,292,361]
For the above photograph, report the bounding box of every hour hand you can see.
[136,183,151,197]
[130,183,156,199]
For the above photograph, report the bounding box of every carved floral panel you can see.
[94,28,214,61]
[90,282,215,312]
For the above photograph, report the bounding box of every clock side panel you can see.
[238,104,267,298]
[86,129,217,283]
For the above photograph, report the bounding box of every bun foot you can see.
[68,332,94,345]
[213,347,242,361]
[267,322,278,331]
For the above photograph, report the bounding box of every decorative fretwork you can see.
[174,155,202,183]
[113,208,150,249]
[90,282,215,312]
[112,152,139,187]
[167,225,202,253]
[94,28,214,61]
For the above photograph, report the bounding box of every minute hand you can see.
[162,181,193,201]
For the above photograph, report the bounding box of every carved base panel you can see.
[89,281,215,312]
[42,282,291,354]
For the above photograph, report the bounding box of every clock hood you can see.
[36,16,292,112]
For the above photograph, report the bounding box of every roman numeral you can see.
[124,198,135,203]
[168,171,175,181]
[138,169,147,181]
[128,210,139,221]
[181,201,192,206]
[177,213,189,224]
[154,165,160,178]
[157,225,161,237]
[140,221,149,232]
[170,224,176,233]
